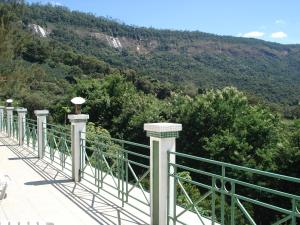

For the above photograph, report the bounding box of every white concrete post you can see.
[16,108,27,146]
[68,114,89,182]
[6,106,14,137]
[34,110,49,159]
[144,123,182,225]
[0,106,4,132]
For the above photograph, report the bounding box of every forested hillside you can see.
[1,1,300,111]
[17,2,300,110]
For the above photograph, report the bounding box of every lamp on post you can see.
[68,97,88,182]
[6,99,13,107]
[71,97,86,115]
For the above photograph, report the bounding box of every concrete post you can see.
[144,123,182,225]
[0,106,4,132]
[16,108,27,146]
[6,107,14,137]
[34,110,49,159]
[68,114,89,182]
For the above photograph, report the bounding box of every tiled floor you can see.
[0,135,149,225]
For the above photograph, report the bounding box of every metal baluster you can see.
[125,151,129,203]
[121,142,125,207]
[230,182,236,225]
[212,177,216,225]
[221,166,225,225]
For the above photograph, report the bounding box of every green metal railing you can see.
[25,118,37,150]
[6,115,13,136]
[0,113,4,132]
[168,151,300,225]
[12,115,18,140]
[44,123,71,171]
[2,114,7,133]
[80,132,150,209]
[4,113,298,225]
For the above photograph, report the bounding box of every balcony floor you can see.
[0,134,150,225]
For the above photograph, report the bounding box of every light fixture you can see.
[71,97,86,114]
[6,99,13,107]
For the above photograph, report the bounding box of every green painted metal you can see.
[167,150,171,225]
[152,140,160,225]
[44,123,72,171]
[230,182,236,225]
[167,151,300,225]
[25,118,37,150]
[0,113,5,132]
[79,132,150,210]
[7,115,13,136]
[12,115,18,140]
[2,114,7,133]
[212,177,216,225]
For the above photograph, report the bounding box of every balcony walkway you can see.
[0,133,150,225]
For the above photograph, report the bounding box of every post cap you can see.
[68,114,89,120]
[34,110,49,116]
[68,114,89,122]
[0,106,5,109]
[144,123,182,138]
[6,107,14,110]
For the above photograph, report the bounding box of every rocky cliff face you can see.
[28,24,48,37]
[90,32,151,54]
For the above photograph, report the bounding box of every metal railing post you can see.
[0,106,4,132]
[144,123,182,225]
[68,114,89,182]
[6,106,14,137]
[16,108,27,146]
[34,110,49,159]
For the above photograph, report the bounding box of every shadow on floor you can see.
[9,156,38,160]
[0,144,20,147]
[1,137,149,225]
[24,179,73,186]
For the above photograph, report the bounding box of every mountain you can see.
[20,3,300,107]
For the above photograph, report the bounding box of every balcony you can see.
[0,106,299,225]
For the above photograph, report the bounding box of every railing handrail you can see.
[25,118,37,124]
[80,131,150,149]
[83,140,150,160]
[44,124,71,139]
[170,151,300,183]
[44,122,71,130]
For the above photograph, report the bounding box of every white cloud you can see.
[275,19,286,25]
[271,31,287,39]
[50,1,63,6]
[243,31,265,38]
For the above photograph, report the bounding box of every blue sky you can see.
[27,0,300,44]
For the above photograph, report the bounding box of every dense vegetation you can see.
[2,1,300,111]
[0,1,299,224]
[18,2,300,114]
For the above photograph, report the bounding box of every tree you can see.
[174,87,286,170]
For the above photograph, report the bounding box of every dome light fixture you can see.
[6,99,13,107]
[71,97,86,114]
